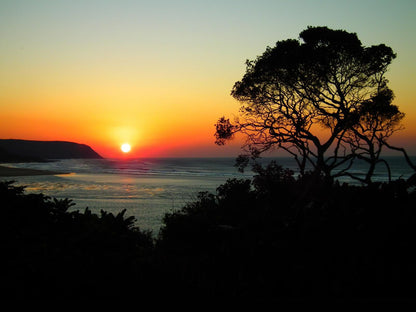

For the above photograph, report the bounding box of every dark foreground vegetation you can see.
[1,163,416,302]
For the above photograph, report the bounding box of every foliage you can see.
[2,160,416,302]
[215,26,405,183]
[157,163,416,301]
[0,181,154,298]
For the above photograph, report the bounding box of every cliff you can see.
[0,139,103,161]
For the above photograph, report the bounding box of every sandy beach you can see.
[0,165,63,177]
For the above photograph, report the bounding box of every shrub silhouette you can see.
[2,167,416,301]
[0,181,153,298]
[157,163,416,301]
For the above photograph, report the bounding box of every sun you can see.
[121,143,131,153]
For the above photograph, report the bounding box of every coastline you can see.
[0,165,63,177]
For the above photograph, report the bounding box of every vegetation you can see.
[2,169,416,301]
[215,26,409,184]
[0,181,154,298]
[2,26,415,302]
[157,164,416,301]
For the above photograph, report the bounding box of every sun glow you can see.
[121,143,131,153]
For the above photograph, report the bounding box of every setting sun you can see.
[121,143,131,153]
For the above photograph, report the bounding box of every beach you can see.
[0,165,63,177]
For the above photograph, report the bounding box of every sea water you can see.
[2,157,415,235]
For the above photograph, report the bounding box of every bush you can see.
[2,162,416,302]
[156,163,416,301]
[0,181,154,298]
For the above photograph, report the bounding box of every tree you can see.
[341,88,404,183]
[215,26,403,183]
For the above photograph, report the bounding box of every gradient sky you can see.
[1,0,415,158]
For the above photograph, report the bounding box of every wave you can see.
[3,156,416,182]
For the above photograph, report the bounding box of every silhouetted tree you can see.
[341,88,404,183]
[215,26,404,183]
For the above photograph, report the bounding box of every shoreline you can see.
[0,165,64,177]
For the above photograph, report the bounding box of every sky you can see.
[1,0,415,158]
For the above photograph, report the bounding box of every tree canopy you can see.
[215,26,404,183]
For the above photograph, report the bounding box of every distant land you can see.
[0,139,102,162]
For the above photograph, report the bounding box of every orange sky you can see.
[1,1,415,158]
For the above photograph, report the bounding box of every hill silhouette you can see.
[0,139,102,161]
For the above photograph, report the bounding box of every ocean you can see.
[2,156,415,235]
